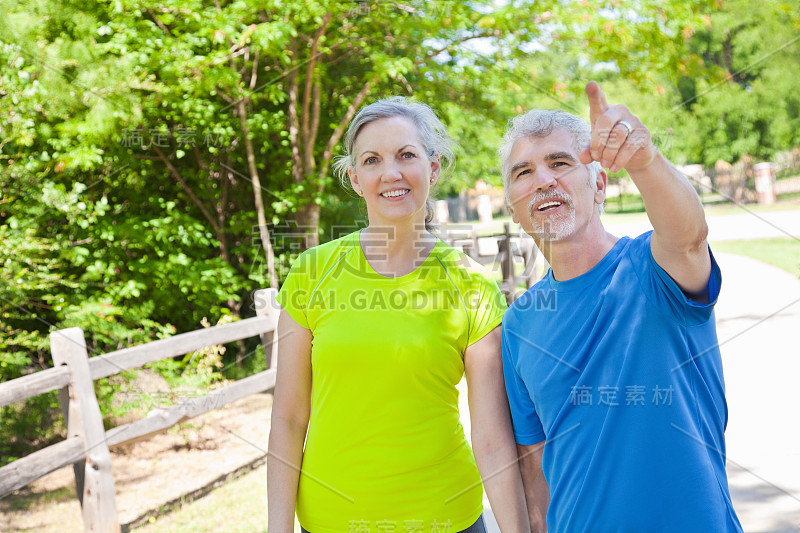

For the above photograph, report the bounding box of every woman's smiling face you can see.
[349,116,440,228]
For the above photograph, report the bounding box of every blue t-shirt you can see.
[502,232,742,532]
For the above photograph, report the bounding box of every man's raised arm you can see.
[579,81,711,300]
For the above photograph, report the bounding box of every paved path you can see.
[605,208,800,242]
[715,252,800,532]
[459,226,800,531]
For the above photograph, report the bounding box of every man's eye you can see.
[401,152,415,159]
[516,169,531,178]
[553,161,568,167]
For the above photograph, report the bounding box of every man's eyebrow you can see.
[545,151,577,162]
[510,152,577,175]
[510,161,530,175]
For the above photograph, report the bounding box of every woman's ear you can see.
[429,155,441,186]
[348,167,362,196]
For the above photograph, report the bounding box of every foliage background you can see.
[1,0,799,463]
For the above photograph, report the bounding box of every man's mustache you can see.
[527,190,574,214]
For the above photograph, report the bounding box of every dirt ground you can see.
[0,392,272,532]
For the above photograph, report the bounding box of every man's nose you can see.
[533,168,557,191]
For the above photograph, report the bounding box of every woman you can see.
[267,97,529,533]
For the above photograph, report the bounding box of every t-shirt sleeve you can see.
[630,231,722,326]
[466,271,508,347]
[275,249,314,329]
[502,318,546,445]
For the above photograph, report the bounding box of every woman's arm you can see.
[267,311,313,533]
[465,326,531,533]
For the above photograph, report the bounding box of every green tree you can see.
[678,0,800,165]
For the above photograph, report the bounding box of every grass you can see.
[130,465,268,533]
[712,238,800,278]
[0,485,75,512]
[701,193,800,217]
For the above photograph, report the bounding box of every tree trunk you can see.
[297,202,321,249]
[235,99,278,289]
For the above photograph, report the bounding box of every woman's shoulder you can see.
[433,239,498,287]
[291,231,360,279]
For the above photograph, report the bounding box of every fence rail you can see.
[442,222,543,301]
[0,288,280,533]
[0,365,71,409]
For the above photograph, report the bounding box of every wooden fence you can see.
[442,222,543,302]
[0,288,280,533]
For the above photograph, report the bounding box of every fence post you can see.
[51,328,121,533]
[520,234,540,290]
[254,288,280,370]
[501,222,515,288]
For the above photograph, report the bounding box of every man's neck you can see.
[537,224,619,282]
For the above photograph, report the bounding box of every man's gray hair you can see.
[499,109,603,208]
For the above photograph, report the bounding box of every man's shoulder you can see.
[505,276,553,319]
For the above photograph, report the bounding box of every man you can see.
[500,82,743,532]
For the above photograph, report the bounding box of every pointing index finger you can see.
[586,81,609,124]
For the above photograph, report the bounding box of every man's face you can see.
[506,127,605,242]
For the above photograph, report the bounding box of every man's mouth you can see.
[381,189,409,198]
[536,200,564,212]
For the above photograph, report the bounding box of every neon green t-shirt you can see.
[276,230,507,533]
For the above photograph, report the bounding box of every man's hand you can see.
[579,81,658,174]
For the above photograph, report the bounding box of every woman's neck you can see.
[360,223,436,278]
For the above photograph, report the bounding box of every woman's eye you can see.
[401,152,415,159]
[364,156,377,164]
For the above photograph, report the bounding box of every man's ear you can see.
[594,167,608,207]
[509,205,519,224]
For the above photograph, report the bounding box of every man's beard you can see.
[526,190,576,241]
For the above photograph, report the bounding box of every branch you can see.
[218,157,229,230]
[151,144,220,231]
[249,48,259,91]
[146,9,172,36]
[301,12,333,148]
[414,32,497,67]
[193,145,207,170]
[287,47,304,183]
[194,48,248,73]
[305,82,321,172]
[239,47,250,75]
